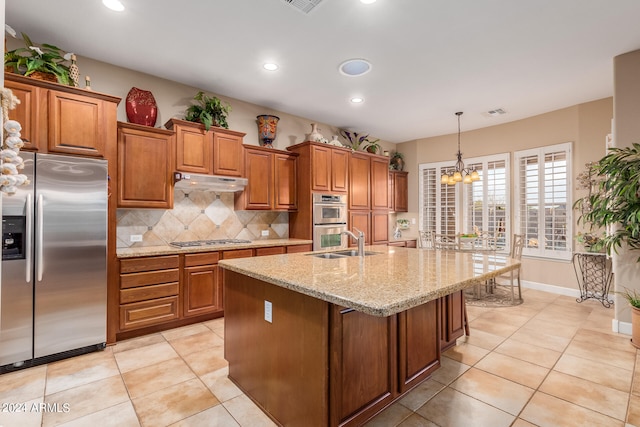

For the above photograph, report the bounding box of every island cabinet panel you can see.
[117,122,174,209]
[183,253,222,317]
[48,90,107,157]
[329,307,398,427]
[224,270,330,427]
[397,300,440,393]
[349,152,371,210]
[4,77,44,151]
[440,290,465,351]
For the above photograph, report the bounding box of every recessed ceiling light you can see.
[360,0,377,4]
[339,59,372,77]
[102,0,124,11]
[350,97,364,104]
[263,63,279,71]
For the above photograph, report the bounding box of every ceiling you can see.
[6,0,640,143]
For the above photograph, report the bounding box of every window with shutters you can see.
[514,142,572,260]
[419,154,509,251]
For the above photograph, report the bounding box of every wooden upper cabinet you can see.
[274,152,298,210]
[48,90,107,157]
[5,73,120,158]
[170,120,212,174]
[371,156,390,210]
[237,145,298,211]
[242,147,273,209]
[311,144,331,192]
[349,152,371,210]
[166,118,244,177]
[213,130,244,177]
[4,77,44,151]
[394,171,409,212]
[117,122,174,209]
[331,149,349,193]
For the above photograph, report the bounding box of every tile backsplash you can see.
[116,190,289,248]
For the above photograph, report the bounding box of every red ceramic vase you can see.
[126,87,158,127]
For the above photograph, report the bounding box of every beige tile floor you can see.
[1,288,639,427]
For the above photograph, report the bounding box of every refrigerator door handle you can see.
[25,193,33,283]
[36,194,44,282]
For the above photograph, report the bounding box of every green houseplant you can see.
[4,32,71,85]
[574,143,640,260]
[184,91,231,131]
[389,150,405,171]
[364,139,381,154]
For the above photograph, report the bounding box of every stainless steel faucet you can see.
[342,227,365,257]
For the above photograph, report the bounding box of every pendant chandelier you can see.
[441,111,480,185]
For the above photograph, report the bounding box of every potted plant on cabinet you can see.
[184,91,231,131]
[4,32,71,85]
[364,139,381,154]
[389,150,405,171]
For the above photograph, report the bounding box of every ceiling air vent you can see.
[282,0,323,14]
[487,108,506,116]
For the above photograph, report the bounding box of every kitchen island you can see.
[219,246,520,427]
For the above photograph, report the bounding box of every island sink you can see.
[307,250,381,259]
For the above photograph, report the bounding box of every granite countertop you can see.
[219,245,521,317]
[116,238,313,258]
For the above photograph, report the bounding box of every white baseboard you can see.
[521,280,582,298]
[522,281,627,335]
[612,319,632,336]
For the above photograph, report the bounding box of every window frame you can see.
[513,142,572,260]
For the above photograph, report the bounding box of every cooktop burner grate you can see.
[169,239,252,247]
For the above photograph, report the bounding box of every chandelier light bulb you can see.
[471,170,480,181]
[441,174,449,184]
[463,174,473,184]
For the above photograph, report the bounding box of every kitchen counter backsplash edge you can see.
[116,239,313,258]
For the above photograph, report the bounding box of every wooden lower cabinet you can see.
[224,270,449,427]
[119,256,180,331]
[183,253,222,317]
[440,290,465,351]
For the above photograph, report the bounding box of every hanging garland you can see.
[1,87,29,195]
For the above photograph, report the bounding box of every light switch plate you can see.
[130,234,143,242]
[264,300,273,323]
[261,230,269,236]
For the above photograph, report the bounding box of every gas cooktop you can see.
[169,239,252,248]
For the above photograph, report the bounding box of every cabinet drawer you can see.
[120,255,179,273]
[286,244,313,253]
[406,240,417,248]
[388,241,406,247]
[222,249,254,259]
[120,296,179,330]
[120,269,180,289]
[120,282,179,304]
[255,246,286,256]
[185,252,220,267]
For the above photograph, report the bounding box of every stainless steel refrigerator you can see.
[1,152,108,369]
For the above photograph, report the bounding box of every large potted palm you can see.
[575,142,640,346]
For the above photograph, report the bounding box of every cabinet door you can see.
[213,131,244,177]
[371,157,390,210]
[394,172,409,212]
[117,123,174,209]
[329,306,397,427]
[440,291,465,351]
[311,145,331,192]
[371,211,389,245]
[348,211,370,246]
[5,79,44,151]
[274,153,298,210]
[388,172,395,212]
[175,123,212,174]
[331,149,349,193]
[398,300,440,393]
[183,264,222,317]
[349,153,370,210]
[244,148,273,209]
[48,90,106,157]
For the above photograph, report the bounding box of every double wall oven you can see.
[312,194,348,251]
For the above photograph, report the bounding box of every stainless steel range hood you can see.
[174,172,248,192]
